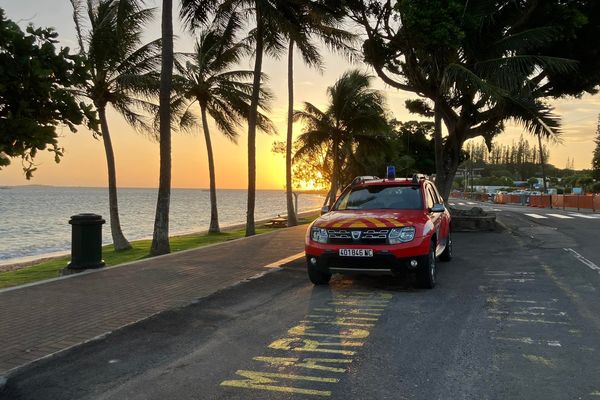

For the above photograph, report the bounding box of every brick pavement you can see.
[0,225,308,375]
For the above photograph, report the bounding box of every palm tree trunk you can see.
[151,0,173,256]
[245,5,264,237]
[200,104,220,233]
[433,104,458,202]
[537,133,547,193]
[328,141,340,208]
[286,39,298,227]
[98,106,131,251]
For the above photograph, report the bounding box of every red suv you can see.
[305,175,452,288]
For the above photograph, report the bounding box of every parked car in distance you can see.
[305,174,452,289]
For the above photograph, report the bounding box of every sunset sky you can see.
[1,0,598,189]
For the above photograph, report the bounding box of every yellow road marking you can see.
[269,338,362,355]
[300,320,375,328]
[254,356,352,373]
[301,319,374,327]
[288,324,370,339]
[590,391,600,396]
[328,300,389,307]
[220,291,393,397]
[307,314,379,321]
[263,252,305,269]
[221,370,337,397]
[313,308,383,316]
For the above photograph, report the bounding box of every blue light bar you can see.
[386,166,396,180]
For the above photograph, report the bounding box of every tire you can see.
[308,263,331,285]
[440,233,453,262]
[418,242,437,289]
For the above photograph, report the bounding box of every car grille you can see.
[327,229,389,245]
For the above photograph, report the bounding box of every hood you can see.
[314,210,427,229]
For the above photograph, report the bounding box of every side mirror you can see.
[430,204,445,213]
[321,206,330,215]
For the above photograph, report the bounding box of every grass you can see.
[0,215,317,290]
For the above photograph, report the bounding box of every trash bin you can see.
[65,213,106,271]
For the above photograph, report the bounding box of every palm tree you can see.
[181,0,300,236]
[172,22,275,233]
[70,0,161,251]
[283,1,355,226]
[294,70,389,206]
[150,0,174,256]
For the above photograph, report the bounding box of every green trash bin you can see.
[66,213,106,271]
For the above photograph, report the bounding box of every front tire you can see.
[440,233,453,262]
[308,263,331,285]
[418,242,437,289]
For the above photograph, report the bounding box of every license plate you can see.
[339,249,374,257]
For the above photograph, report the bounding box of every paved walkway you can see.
[0,225,308,376]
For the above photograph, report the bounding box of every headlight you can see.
[388,227,416,244]
[311,227,328,243]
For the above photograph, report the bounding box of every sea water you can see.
[0,187,324,264]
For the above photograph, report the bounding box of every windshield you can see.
[334,185,423,211]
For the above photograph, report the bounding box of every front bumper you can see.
[305,235,431,275]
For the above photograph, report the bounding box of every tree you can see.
[272,140,331,191]
[181,0,300,236]
[345,0,599,200]
[70,0,161,251]
[173,23,275,233]
[282,1,354,226]
[151,0,174,255]
[0,9,95,178]
[294,70,389,206]
[593,115,600,181]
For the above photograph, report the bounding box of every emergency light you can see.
[386,166,396,180]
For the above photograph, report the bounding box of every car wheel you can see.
[307,263,331,285]
[440,233,453,262]
[418,242,437,289]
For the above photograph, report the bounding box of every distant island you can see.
[1,184,55,189]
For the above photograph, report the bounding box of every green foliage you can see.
[465,136,550,180]
[172,24,275,138]
[561,174,594,191]
[346,0,600,198]
[527,177,539,187]
[0,9,96,178]
[71,0,161,132]
[591,182,600,194]
[273,140,330,190]
[398,0,465,51]
[293,70,390,193]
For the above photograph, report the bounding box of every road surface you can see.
[2,208,600,399]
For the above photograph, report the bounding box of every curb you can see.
[0,255,297,381]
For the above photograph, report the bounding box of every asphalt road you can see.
[2,210,600,400]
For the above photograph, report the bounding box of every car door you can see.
[425,184,442,253]
[430,184,450,247]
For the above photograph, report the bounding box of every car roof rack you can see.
[351,176,380,186]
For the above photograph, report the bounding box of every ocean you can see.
[0,187,324,265]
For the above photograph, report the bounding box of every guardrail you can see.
[493,193,599,212]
